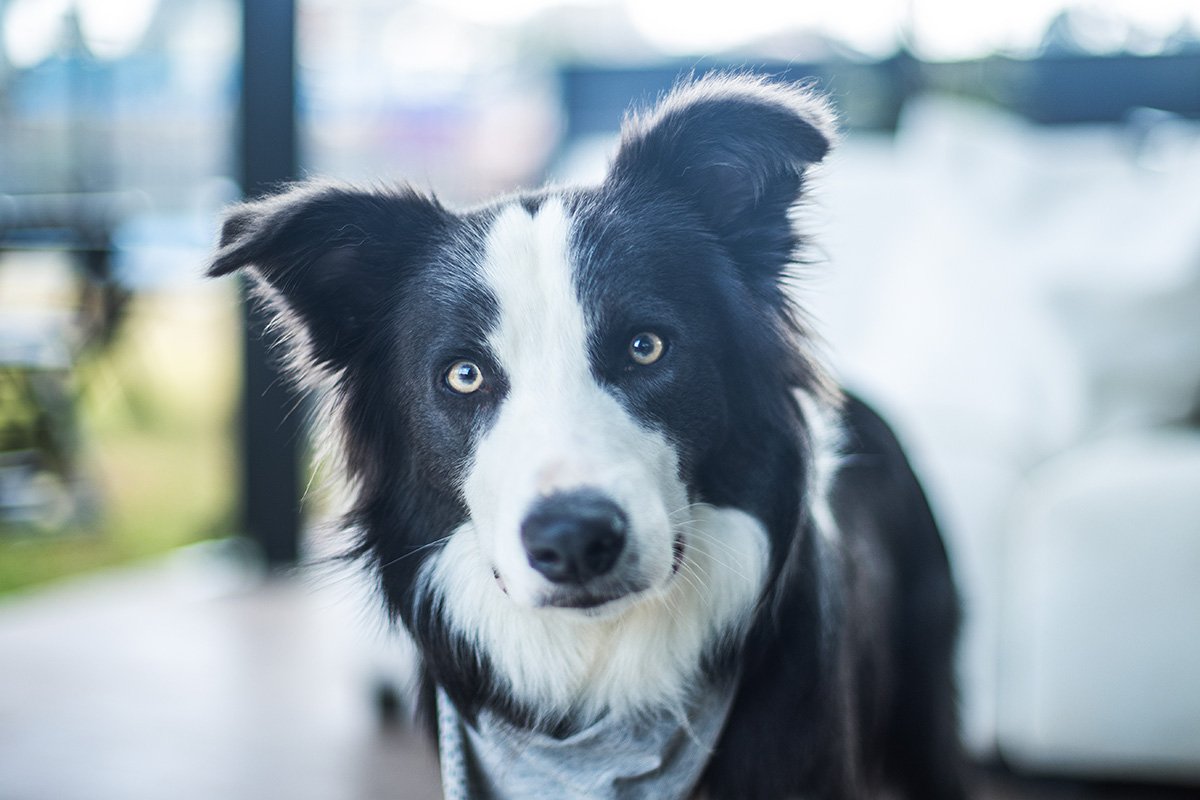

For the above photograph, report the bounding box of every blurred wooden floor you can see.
[0,545,1195,800]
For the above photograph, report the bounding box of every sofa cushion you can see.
[999,429,1200,779]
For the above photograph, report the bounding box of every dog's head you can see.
[211,75,833,711]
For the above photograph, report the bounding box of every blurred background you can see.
[1,1,1199,798]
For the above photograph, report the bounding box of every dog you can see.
[209,74,967,800]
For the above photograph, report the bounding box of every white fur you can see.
[424,504,768,722]
[421,198,771,721]
[796,390,845,545]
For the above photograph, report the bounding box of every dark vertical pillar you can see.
[238,0,301,566]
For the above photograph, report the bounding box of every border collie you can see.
[209,74,966,800]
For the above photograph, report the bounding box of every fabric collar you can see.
[436,678,736,800]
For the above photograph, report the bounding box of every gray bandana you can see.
[436,681,736,800]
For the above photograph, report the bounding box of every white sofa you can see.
[812,96,1200,780]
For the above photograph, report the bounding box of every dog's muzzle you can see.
[520,490,627,586]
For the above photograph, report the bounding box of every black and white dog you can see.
[210,75,966,800]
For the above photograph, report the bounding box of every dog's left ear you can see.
[608,74,836,273]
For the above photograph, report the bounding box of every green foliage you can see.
[0,289,239,594]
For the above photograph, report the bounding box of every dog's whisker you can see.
[674,565,706,598]
[674,531,753,581]
[373,535,454,572]
[667,502,708,519]
[680,523,755,559]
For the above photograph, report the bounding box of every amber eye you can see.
[446,360,484,394]
[628,332,666,366]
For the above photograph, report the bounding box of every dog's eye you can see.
[628,332,666,366]
[446,360,484,394]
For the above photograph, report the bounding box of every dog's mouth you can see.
[544,589,631,610]
[671,534,685,574]
[492,534,687,611]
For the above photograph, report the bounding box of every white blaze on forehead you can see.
[478,200,592,395]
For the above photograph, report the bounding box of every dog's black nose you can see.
[520,491,627,584]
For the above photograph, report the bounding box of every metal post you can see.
[237,0,301,566]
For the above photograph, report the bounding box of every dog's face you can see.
[456,197,695,610]
[352,194,699,612]
[211,75,834,716]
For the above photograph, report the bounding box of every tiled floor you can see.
[0,545,1195,800]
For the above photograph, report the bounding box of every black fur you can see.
[702,393,967,799]
[209,74,966,799]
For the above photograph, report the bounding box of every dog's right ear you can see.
[209,182,447,372]
[607,74,836,282]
